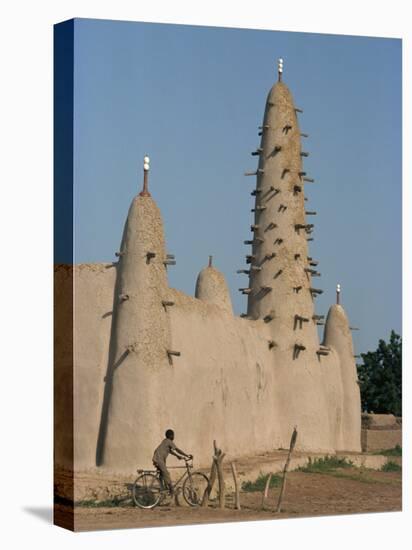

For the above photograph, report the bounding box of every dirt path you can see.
[65,469,401,532]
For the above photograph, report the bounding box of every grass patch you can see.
[241,473,282,492]
[331,471,377,484]
[381,460,401,472]
[297,455,353,474]
[372,445,402,457]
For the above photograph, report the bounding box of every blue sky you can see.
[71,18,401,355]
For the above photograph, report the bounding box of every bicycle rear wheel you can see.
[182,472,209,507]
[132,473,162,509]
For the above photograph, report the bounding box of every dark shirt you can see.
[153,438,177,464]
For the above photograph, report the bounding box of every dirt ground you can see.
[57,468,402,532]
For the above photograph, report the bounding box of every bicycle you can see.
[132,457,209,509]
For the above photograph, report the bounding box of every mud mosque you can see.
[55,59,361,475]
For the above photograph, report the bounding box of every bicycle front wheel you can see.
[182,472,209,507]
[132,473,162,509]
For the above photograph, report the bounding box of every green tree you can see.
[357,330,402,416]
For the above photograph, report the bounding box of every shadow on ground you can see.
[23,507,53,524]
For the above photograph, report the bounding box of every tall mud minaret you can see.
[96,156,172,469]
[243,58,320,358]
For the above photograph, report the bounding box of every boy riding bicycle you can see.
[152,429,192,496]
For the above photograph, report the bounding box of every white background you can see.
[0,0,410,548]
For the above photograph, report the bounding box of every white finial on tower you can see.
[278,57,284,82]
[336,283,341,305]
[140,154,151,196]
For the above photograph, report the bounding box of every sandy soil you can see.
[58,469,401,532]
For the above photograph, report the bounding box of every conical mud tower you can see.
[243,58,320,359]
[96,156,173,469]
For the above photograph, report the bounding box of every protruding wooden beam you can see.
[281,168,290,178]
[239,288,252,294]
[300,152,309,157]
[350,327,360,331]
[250,188,262,196]
[260,286,272,294]
[262,185,278,197]
[245,238,264,245]
[244,169,264,176]
[251,206,267,212]
[295,107,303,113]
[278,204,287,212]
[251,265,262,271]
[293,343,306,359]
[300,133,309,138]
[294,314,309,330]
[309,288,323,295]
[250,224,260,231]
[162,300,175,308]
[293,286,302,293]
[164,259,176,266]
[115,251,125,258]
[119,293,129,302]
[268,340,277,350]
[296,224,314,234]
[264,252,276,261]
[274,238,284,245]
[146,251,156,263]
[293,185,302,195]
[305,268,320,276]
[237,269,250,274]
[303,177,315,183]
[317,349,329,356]
[167,350,181,365]
[245,254,255,263]
[251,148,263,156]
[305,211,317,215]
[263,311,275,323]
[313,314,325,321]
[265,222,277,231]
[274,269,283,279]
[294,253,301,260]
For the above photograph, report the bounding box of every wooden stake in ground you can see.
[231,462,241,510]
[261,472,273,510]
[276,426,298,513]
[201,451,217,506]
[201,440,225,508]
[214,441,226,509]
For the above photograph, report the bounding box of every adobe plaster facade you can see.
[54,64,361,475]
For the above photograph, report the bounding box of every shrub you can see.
[381,460,401,472]
[297,455,353,473]
[241,473,282,492]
